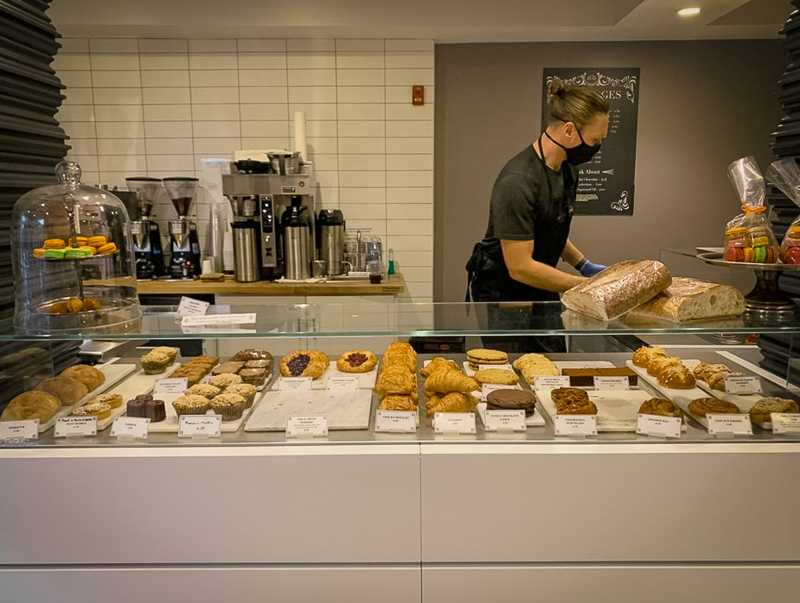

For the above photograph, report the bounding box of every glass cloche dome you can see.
[11,161,141,334]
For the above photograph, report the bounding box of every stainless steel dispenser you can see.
[317,209,345,276]
[281,198,313,280]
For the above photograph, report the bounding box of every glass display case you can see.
[11,161,141,335]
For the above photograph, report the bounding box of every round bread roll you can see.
[647,355,681,377]
[36,376,89,406]
[1,391,60,422]
[657,365,696,389]
[60,364,105,391]
[632,345,666,368]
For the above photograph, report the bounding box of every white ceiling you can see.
[50,0,793,42]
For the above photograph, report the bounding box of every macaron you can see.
[97,242,116,254]
[43,238,65,249]
[87,236,107,247]
[753,246,767,263]
[726,247,744,262]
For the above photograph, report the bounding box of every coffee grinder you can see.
[126,176,165,280]
[163,176,202,279]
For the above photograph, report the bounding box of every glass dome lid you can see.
[11,161,142,334]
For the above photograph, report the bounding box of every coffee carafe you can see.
[317,209,345,276]
[281,196,313,280]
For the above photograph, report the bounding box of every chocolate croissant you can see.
[379,395,418,411]
[374,365,416,396]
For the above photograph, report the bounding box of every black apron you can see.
[466,138,576,303]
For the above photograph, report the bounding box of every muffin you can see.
[209,373,242,388]
[209,392,247,421]
[151,347,178,364]
[141,350,172,374]
[172,394,211,416]
[89,393,123,409]
[224,383,258,408]
[186,383,222,399]
[73,401,112,420]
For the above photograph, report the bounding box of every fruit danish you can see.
[336,350,377,373]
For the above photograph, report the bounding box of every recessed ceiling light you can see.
[677,7,702,17]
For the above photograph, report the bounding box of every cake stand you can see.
[697,252,800,319]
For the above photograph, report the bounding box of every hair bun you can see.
[548,78,566,97]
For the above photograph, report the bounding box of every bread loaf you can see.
[561,260,672,321]
[627,277,745,322]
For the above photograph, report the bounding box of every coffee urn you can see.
[281,197,313,280]
[231,222,261,282]
[317,209,345,276]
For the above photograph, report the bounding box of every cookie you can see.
[486,389,536,416]
[474,368,518,385]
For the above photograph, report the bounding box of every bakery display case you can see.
[11,161,141,335]
[1,297,799,603]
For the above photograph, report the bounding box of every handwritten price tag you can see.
[554,414,597,437]
[110,417,150,440]
[375,410,417,433]
[54,416,97,438]
[0,420,39,442]
[177,296,210,316]
[636,414,682,439]
[178,414,222,438]
[286,416,328,438]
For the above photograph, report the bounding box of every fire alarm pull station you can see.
[412,85,425,106]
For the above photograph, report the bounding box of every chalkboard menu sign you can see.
[541,68,640,216]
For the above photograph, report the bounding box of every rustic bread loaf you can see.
[628,277,745,322]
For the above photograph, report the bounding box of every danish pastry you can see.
[705,371,744,392]
[337,350,377,373]
[687,397,740,417]
[280,350,329,379]
[72,401,111,420]
[638,398,683,418]
[749,397,799,424]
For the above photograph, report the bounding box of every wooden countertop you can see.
[136,273,405,296]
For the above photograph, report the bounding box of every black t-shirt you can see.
[477,144,578,301]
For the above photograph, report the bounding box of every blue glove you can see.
[580,261,606,277]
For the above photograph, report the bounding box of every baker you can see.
[467,78,611,303]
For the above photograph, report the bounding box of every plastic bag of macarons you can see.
[724,156,779,263]
[766,158,800,264]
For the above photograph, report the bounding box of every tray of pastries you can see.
[535,386,654,432]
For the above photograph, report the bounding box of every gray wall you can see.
[434,40,785,301]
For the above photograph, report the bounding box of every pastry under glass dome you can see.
[11,161,141,334]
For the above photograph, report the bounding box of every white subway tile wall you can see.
[54,37,434,301]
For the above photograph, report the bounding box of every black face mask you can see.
[545,128,601,165]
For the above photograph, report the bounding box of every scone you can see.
[36,376,89,406]
[687,397,740,417]
[1,391,60,422]
[638,398,683,418]
[749,397,800,424]
[337,350,378,373]
[474,368,519,385]
[60,364,105,391]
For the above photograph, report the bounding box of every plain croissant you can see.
[420,356,459,378]
[424,368,479,395]
[426,392,478,417]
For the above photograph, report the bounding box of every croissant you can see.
[374,365,417,396]
[425,392,478,417]
[424,368,480,396]
[383,351,416,371]
[379,395,418,411]
[421,357,459,378]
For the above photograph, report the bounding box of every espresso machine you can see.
[222,160,317,281]
[126,176,165,280]
[163,177,202,279]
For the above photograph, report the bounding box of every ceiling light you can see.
[677,7,702,17]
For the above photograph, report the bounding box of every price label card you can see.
[286,416,328,438]
[327,376,359,391]
[178,414,222,438]
[154,378,188,394]
[534,376,571,389]
[280,377,313,391]
[636,414,682,439]
[771,413,800,435]
[110,417,150,440]
[484,409,527,432]
[707,414,753,437]
[723,376,761,395]
[177,296,210,316]
[477,363,514,371]
[375,410,417,433]
[54,416,97,438]
[554,414,598,437]
[181,313,256,327]
[481,383,521,398]
[433,412,476,435]
[0,420,39,442]
[594,376,629,391]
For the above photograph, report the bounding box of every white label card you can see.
[327,376,359,391]
[771,413,800,435]
[594,376,629,391]
[177,296,210,316]
[0,420,39,442]
[636,414,682,439]
[178,414,222,438]
[54,416,97,438]
[707,414,753,437]
[110,417,150,440]
[286,416,328,438]
[280,377,313,391]
[433,412,476,435]
[535,376,571,389]
[554,414,598,437]
[484,409,527,432]
[154,378,188,394]
[478,363,514,371]
[375,411,417,433]
[723,376,761,394]
[481,383,521,398]
[181,313,257,327]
